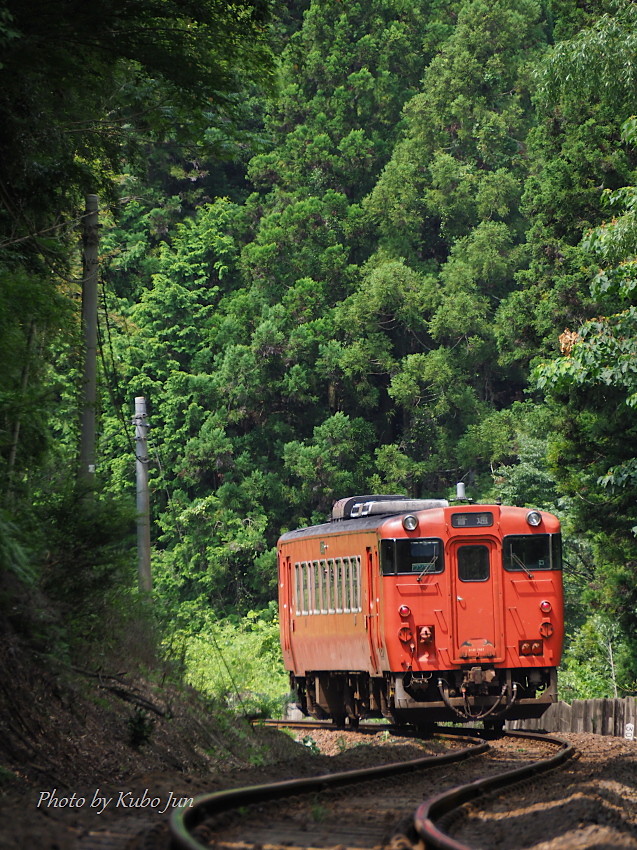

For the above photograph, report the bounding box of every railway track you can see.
[169,723,575,850]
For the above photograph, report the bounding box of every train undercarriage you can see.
[291,665,558,728]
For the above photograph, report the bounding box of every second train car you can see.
[278,490,563,728]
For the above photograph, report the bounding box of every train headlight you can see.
[399,605,411,618]
[540,600,552,614]
[526,510,542,527]
[402,514,419,531]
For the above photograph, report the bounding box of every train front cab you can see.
[383,504,564,725]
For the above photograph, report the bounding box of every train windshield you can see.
[503,534,562,572]
[380,538,444,576]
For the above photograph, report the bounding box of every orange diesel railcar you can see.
[278,493,564,728]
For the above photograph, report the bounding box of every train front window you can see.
[458,545,490,582]
[380,538,444,575]
[503,535,561,572]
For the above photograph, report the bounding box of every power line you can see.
[0,209,95,250]
[96,300,137,460]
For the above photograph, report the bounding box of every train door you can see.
[278,552,295,668]
[365,547,382,675]
[449,539,505,664]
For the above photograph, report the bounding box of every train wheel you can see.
[341,681,361,729]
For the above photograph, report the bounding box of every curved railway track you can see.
[414,729,574,849]
[169,723,575,850]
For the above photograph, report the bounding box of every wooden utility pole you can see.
[79,194,99,486]
[133,396,152,593]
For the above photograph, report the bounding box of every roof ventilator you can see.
[331,495,448,521]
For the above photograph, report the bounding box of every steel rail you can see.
[257,718,395,732]
[413,731,576,850]
[169,733,488,850]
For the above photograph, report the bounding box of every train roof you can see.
[278,495,449,543]
[277,495,560,544]
[278,513,402,542]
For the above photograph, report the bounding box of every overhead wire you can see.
[0,208,96,250]
[96,279,138,460]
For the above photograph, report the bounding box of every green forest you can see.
[1,0,636,710]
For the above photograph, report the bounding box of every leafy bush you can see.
[559,614,633,700]
[33,486,142,658]
[0,511,35,586]
[163,600,289,717]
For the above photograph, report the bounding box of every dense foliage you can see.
[1,0,636,701]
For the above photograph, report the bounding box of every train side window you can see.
[296,561,310,614]
[333,559,342,613]
[348,557,355,610]
[458,545,489,582]
[503,535,559,572]
[295,563,302,614]
[316,560,324,612]
[327,560,336,613]
[321,560,329,613]
[341,558,348,612]
[311,561,320,614]
[307,561,313,614]
[304,562,312,612]
[352,557,361,612]
[322,559,329,612]
[294,563,301,614]
[298,557,362,614]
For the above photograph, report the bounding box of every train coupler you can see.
[437,678,518,722]
[463,665,497,690]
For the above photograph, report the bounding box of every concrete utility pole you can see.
[133,396,152,593]
[79,194,99,486]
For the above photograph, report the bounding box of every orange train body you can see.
[278,497,564,727]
